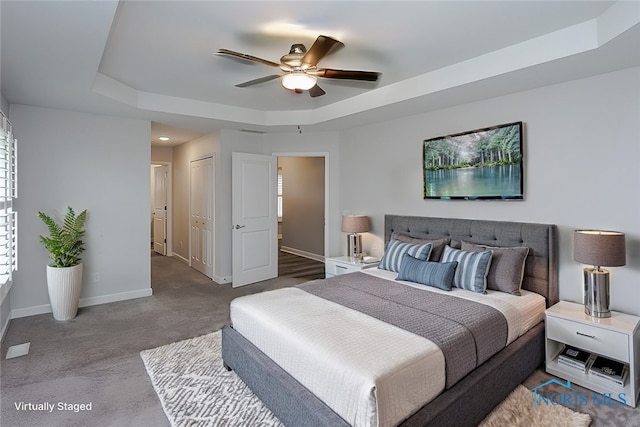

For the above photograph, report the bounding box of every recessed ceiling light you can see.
[158,136,170,141]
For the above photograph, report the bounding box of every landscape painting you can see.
[423,122,524,200]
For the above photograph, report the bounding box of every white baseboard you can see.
[172,253,190,265]
[78,288,153,307]
[10,304,52,319]
[280,246,325,263]
[10,288,153,320]
[160,254,229,285]
[213,274,232,284]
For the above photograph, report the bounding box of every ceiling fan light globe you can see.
[281,73,317,91]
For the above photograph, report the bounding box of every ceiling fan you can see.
[217,35,380,97]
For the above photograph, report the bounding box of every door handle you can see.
[234,224,246,229]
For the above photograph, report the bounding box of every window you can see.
[0,112,17,289]
[277,167,283,219]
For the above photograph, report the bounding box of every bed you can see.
[222,215,558,426]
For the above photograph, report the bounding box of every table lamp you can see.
[574,230,626,318]
[342,215,370,261]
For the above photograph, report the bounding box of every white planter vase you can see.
[46,263,83,321]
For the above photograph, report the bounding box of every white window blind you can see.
[277,168,283,218]
[0,112,17,286]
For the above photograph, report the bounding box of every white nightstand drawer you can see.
[326,262,359,276]
[547,316,629,362]
[325,256,378,277]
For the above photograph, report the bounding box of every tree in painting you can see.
[424,123,521,171]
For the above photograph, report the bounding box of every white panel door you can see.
[232,152,277,287]
[153,165,167,256]
[190,157,214,279]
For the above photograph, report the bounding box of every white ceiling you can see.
[2,1,639,146]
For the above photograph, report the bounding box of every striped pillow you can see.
[379,239,432,273]
[461,241,529,295]
[441,245,493,293]
[396,254,457,291]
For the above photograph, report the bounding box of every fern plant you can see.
[38,207,88,268]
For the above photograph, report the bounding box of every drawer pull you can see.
[576,331,595,339]
[336,265,348,270]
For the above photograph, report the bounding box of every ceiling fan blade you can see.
[315,68,380,82]
[301,35,344,68]
[235,75,281,88]
[217,49,281,68]
[308,84,326,98]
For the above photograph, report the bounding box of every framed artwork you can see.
[423,121,524,200]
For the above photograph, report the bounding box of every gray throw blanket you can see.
[299,272,508,388]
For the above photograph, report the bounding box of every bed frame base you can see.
[222,322,545,427]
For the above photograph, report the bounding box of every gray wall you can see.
[7,67,639,318]
[260,67,639,316]
[10,105,152,317]
[338,67,640,316]
[279,157,325,257]
[1,93,8,116]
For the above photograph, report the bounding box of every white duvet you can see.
[229,269,545,427]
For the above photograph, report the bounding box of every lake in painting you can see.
[424,164,522,199]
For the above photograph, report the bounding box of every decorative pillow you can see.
[396,254,457,291]
[389,232,450,261]
[379,240,432,273]
[461,241,530,296]
[441,245,492,293]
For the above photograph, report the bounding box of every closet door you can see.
[190,156,214,279]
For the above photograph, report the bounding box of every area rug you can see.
[479,385,591,427]
[140,331,282,426]
[141,331,592,427]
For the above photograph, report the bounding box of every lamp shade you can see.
[342,215,370,233]
[281,73,317,91]
[574,230,626,267]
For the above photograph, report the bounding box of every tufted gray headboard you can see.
[385,215,559,306]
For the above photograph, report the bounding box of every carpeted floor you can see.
[1,253,639,426]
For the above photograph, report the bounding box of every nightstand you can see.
[325,256,379,278]
[545,300,640,407]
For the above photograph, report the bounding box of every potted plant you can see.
[38,206,88,320]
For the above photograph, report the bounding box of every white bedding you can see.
[230,270,546,427]
[231,288,445,427]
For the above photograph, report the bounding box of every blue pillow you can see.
[396,254,457,291]
[379,240,432,273]
[441,245,493,293]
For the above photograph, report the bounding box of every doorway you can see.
[276,153,328,264]
[150,162,172,256]
[229,152,328,287]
